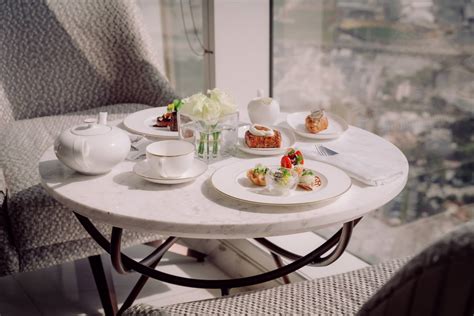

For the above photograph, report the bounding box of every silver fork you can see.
[315,145,337,157]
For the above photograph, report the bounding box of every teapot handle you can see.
[73,138,90,172]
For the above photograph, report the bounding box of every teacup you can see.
[146,140,194,178]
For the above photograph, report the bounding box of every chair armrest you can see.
[0,167,6,209]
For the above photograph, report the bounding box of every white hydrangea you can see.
[208,88,237,116]
[179,88,237,122]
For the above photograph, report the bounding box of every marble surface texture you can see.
[39,122,408,239]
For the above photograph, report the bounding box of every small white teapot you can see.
[54,114,130,175]
[247,89,280,126]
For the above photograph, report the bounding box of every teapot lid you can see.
[71,119,111,136]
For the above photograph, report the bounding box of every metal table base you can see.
[75,212,361,315]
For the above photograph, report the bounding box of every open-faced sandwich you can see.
[305,109,328,134]
[245,124,282,148]
[280,148,304,175]
[298,169,322,191]
[247,164,269,186]
[154,99,183,131]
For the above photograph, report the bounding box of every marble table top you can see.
[39,125,408,239]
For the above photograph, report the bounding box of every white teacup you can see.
[146,140,194,178]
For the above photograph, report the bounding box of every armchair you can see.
[0,0,176,279]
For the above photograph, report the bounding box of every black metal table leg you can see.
[75,212,359,291]
[221,288,230,296]
[271,252,291,284]
[88,255,118,316]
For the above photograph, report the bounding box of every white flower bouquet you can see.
[179,89,239,160]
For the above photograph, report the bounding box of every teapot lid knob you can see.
[99,112,108,125]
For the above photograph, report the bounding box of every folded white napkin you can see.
[302,145,403,186]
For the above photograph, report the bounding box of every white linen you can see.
[300,127,405,186]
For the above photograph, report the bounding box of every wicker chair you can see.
[125,221,474,315]
[0,0,177,309]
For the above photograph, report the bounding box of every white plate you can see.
[237,126,296,156]
[133,159,207,184]
[123,108,178,139]
[286,112,348,140]
[211,158,351,206]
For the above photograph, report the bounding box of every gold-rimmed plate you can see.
[211,158,351,206]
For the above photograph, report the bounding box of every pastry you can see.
[155,112,177,130]
[247,164,269,186]
[298,169,322,191]
[154,100,182,131]
[245,124,282,148]
[305,110,328,134]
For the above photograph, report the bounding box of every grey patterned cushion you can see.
[0,0,177,122]
[124,258,408,315]
[358,221,474,315]
[0,167,17,275]
[125,222,474,316]
[0,104,163,275]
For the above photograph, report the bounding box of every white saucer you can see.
[133,159,208,184]
[286,112,348,140]
[236,126,296,156]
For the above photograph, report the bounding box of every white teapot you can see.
[54,114,130,175]
[247,89,280,126]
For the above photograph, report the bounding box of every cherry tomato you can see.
[280,156,293,169]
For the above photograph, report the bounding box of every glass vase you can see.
[178,112,239,162]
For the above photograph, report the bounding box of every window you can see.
[138,0,205,97]
[272,0,474,263]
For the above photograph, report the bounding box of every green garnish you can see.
[295,154,303,165]
[167,99,183,112]
[253,164,269,175]
[278,167,291,177]
[302,169,314,176]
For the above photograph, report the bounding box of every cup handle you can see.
[157,157,168,177]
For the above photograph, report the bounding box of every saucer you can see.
[133,159,208,184]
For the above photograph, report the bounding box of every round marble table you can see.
[39,126,408,239]
[39,125,408,311]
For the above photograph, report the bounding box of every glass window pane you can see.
[273,0,474,263]
[138,0,205,97]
